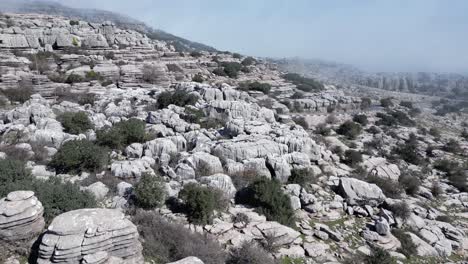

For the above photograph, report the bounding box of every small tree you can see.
[344,150,363,168]
[179,183,227,225]
[353,114,368,126]
[96,118,147,149]
[155,90,199,109]
[337,121,362,139]
[380,98,394,108]
[360,97,372,110]
[134,174,166,209]
[288,168,316,186]
[239,178,296,227]
[443,139,462,154]
[241,57,256,66]
[192,73,204,83]
[58,111,93,134]
[49,140,108,174]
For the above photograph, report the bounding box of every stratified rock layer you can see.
[0,190,45,240]
[37,208,143,264]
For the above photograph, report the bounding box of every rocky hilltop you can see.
[0,11,466,264]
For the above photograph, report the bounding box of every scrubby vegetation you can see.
[133,210,226,264]
[133,174,166,209]
[227,241,273,264]
[2,81,34,103]
[288,168,316,186]
[0,158,96,223]
[238,178,296,227]
[352,114,368,126]
[179,183,228,225]
[96,118,148,150]
[238,81,272,94]
[337,121,362,139]
[57,111,93,134]
[155,90,198,109]
[49,140,108,174]
[380,97,394,108]
[282,73,324,92]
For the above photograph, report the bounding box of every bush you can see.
[155,90,198,109]
[388,202,411,220]
[443,139,462,154]
[212,67,227,77]
[96,118,147,150]
[27,51,56,74]
[288,168,316,186]
[380,98,394,108]
[227,241,273,264]
[337,121,362,139]
[222,62,243,78]
[429,127,441,139]
[367,126,381,134]
[241,57,256,66]
[0,159,96,223]
[179,183,227,225]
[132,210,226,264]
[142,64,164,84]
[2,82,33,103]
[393,133,423,165]
[65,73,84,84]
[366,175,403,199]
[344,150,363,168]
[69,20,79,26]
[57,111,93,134]
[49,140,108,174]
[353,114,368,126]
[316,123,331,136]
[0,159,32,197]
[364,246,397,264]
[399,101,413,109]
[33,177,97,223]
[376,110,415,127]
[133,174,166,209]
[282,73,324,92]
[238,81,271,94]
[398,172,420,196]
[238,178,296,227]
[360,97,372,109]
[391,229,417,257]
[192,73,204,83]
[190,51,203,58]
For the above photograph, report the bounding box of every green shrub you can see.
[192,73,204,83]
[133,174,166,209]
[344,150,363,168]
[69,20,79,26]
[282,73,324,92]
[380,98,394,108]
[399,101,413,109]
[179,183,227,225]
[392,133,423,165]
[212,67,227,77]
[0,159,32,197]
[27,51,57,74]
[57,111,93,134]
[221,62,243,78]
[388,202,411,220]
[227,241,273,264]
[376,111,415,127]
[96,118,147,149]
[238,81,271,94]
[391,229,417,257]
[353,114,368,126]
[241,57,256,66]
[65,73,84,84]
[360,97,372,109]
[0,159,96,223]
[428,127,441,139]
[337,121,362,139]
[398,172,421,196]
[232,53,242,59]
[33,177,97,223]
[443,139,462,154]
[49,140,108,174]
[364,246,397,264]
[366,175,403,199]
[316,123,331,136]
[85,70,103,82]
[2,83,33,103]
[288,168,316,186]
[132,210,226,264]
[190,51,203,57]
[155,90,198,109]
[239,178,296,227]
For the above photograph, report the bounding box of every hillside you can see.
[0,10,466,264]
[0,0,217,52]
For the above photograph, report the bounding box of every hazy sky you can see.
[60,0,468,73]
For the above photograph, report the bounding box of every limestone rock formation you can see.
[0,191,45,240]
[37,208,143,264]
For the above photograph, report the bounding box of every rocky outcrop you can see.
[337,177,386,205]
[0,191,45,240]
[37,208,143,264]
[167,257,204,264]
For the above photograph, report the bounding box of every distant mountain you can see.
[275,58,468,99]
[0,0,217,52]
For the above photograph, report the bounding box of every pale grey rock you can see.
[0,191,45,241]
[167,257,204,264]
[375,217,390,235]
[82,181,109,200]
[144,138,177,166]
[117,182,133,197]
[337,177,386,205]
[37,209,143,263]
[185,152,223,177]
[363,157,400,181]
[303,241,330,257]
[199,174,237,199]
[111,158,154,179]
[125,143,143,158]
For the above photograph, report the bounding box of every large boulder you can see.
[363,157,400,181]
[199,174,237,199]
[37,209,143,264]
[0,191,45,241]
[167,257,204,264]
[111,158,155,179]
[337,177,386,205]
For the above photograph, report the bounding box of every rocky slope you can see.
[0,11,466,264]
